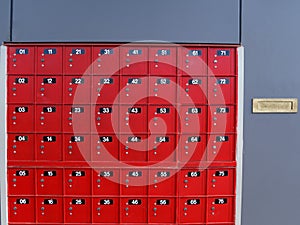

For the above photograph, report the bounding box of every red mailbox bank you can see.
[5,44,241,224]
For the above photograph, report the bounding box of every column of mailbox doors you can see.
[6,44,238,225]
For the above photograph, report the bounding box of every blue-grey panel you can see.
[0,0,10,42]
[12,0,240,43]
[242,0,300,224]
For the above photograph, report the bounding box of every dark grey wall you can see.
[11,0,240,43]
[0,0,10,42]
[242,0,300,224]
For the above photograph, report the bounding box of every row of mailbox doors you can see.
[7,75,236,105]
[8,196,235,223]
[7,46,236,76]
[8,168,235,196]
[7,133,236,162]
[7,105,236,134]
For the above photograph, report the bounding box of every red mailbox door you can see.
[208,77,236,105]
[92,45,120,75]
[62,105,91,133]
[119,135,148,162]
[207,197,235,223]
[35,105,62,133]
[120,197,148,223]
[149,47,177,75]
[36,134,62,161]
[178,169,206,196]
[92,105,118,134]
[148,134,176,162]
[8,168,35,195]
[64,46,92,75]
[179,197,206,223]
[148,198,176,223]
[92,75,120,104]
[208,105,236,133]
[179,105,207,134]
[36,197,63,223]
[36,169,63,195]
[179,77,207,104]
[91,135,119,161]
[148,76,177,104]
[64,197,91,223]
[120,76,148,104]
[7,105,34,133]
[207,134,236,162]
[7,46,35,74]
[7,76,34,103]
[121,46,148,75]
[179,134,207,163]
[63,134,91,161]
[36,46,63,74]
[36,76,63,104]
[148,105,177,134]
[63,76,91,104]
[207,168,235,195]
[149,170,176,196]
[92,169,120,196]
[119,105,148,134]
[92,197,119,223]
[8,197,35,222]
[64,169,91,195]
[7,134,34,161]
[121,169,148,195]
[208,47,236,76]
[178,47,207,75]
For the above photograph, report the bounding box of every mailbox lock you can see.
[40,117,44,120]
[153,207,157,211]
[125,179,129,183]
[41,207,45,211]
[97,179,101,183]
[213,88,217,92]
[97,207,101,211]
[40,179,45,183]
[41,58,45,62]
[184,207,188,211]
[211,207,216,211]
[12,116,16,120]
[69,207,73,211]
[184,179,188,183]
[212,179,216,183]
[154,88,158,92]
[68,88,73,92]
[68,179,73,183]
[186,59,190,63]
[12,145,17,149]
[13,207,17,211]
[40,145,45,149]
[154,179,157,183]
[125,207,129,211]
[184,146,189,150]
[96,117,101,121]
[12,178,16,182]
[69,58,73,62]
[68,146,72,150]
[40,88,45,92]
[13,58,17,62]
[12,87,17,91]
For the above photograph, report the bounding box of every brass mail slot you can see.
[252,98,298,113]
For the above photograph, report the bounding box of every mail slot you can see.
[121,46,148,75]
[91,134,119,161]
[149,47,177,75]
[120,197,148,223]
[8,197,35,222]
[207,134,236,162]
[120,76,148,104]
[121,169,148,195]
[37,46,63,74]
[8,168,35,195]
[63,134,91,161]
[7,105,34,133]
[35,105,62,133]
[64,46,92,75]
[178,169,206,196]
[63,76,91,104]
[64,197,91,223]
[149,169,176,196]
[179,197,206,223]
[36,197,63,223]
[64,169,91,195]
[92,75,120,104]
[208,48,236,76]
[36,134,62,161]
[178,47,208,75]
[92,45,120,75]
[7,134,34,161]
[92,197,119,223]
[92,169,120,195]
[7,76,34,103]
[179,134,207,163]
[207,197,235,223]
[148,197,176,223]
[148,76,177,104]
[7,46,35,74]
[36,169,63,195]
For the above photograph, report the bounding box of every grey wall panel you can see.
[12,0,240,43]
[0,0,10,42]
[242,0,300,224]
